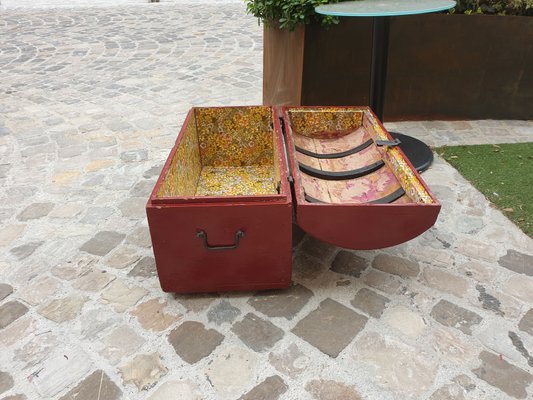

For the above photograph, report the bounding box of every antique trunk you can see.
[147,106,440,293]
[282,106,441,250]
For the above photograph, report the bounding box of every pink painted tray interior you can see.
[286,108,436,205]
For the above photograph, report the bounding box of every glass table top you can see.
[316,0,456,17]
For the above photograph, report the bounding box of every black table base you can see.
[370,16,434,173]
[390,132,433,173]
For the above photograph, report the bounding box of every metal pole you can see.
[369,16,391,121]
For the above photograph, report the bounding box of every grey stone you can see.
[119,197,146,219]
[305,379,362,400]
[131,299,180,332]
[0,284,13,301]
[128,256,156,278]
[473,351,532,399]
[146,380,200,400]
[300,236,336,260]
[132,117,159,130]
[78,308,121,340]
[16,202,54,221]
[384,305,427,338]
[372,254,420,278]
[73,270,116,292]
[422,267,469,298]
[519,309,533,336]
[80,231,125,256]
[207,300,241,325]
[52,255,96,281]
[175,293,219,313]
[10,241,43,260]
[0,394,26,400]
[126,226,152,248]
[476,284,504,316]
[354,331,438,394]
[292,299,368,357]
[106,119,133,132]
[231,313,284,352]
[120,149,148,162]
[503,275,533,303]
[130,180,155,197]
[330,250,369,277]
[351,288,390,318]
[508,331,533,367]
[0,301,28,329]
[59,145,86,158]
[38,295,87,323]
[143,165,162,179]
[58,370,122,400]
[456,240,498,262]
[268,344,309,378]
[453,375,476,392]
[0,164,11,179]
[100,281,147,312]
[79,207,114,224]
[31,347,92,398]
[498,250,533,276]
[361,269,401,294]
[119,353,168,391]
[431,300,482,335]
[168,321,223,364]
[205,346,259,398]
[238,375,287,400]
[0,371,14,395]
[293,253,326,281]
[429,384,466,400]
[0,224,25,247]
[247,284,313,320]
[477,321,533,364]
[455,216,485,234]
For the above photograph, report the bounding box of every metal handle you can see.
[196,229,245,251]
[375,138,401,147]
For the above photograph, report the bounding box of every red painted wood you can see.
[297,203,439,249]
[147,105,441,293]
[147,106,293,293]
[282,106,441,250]
[147,200,292,293]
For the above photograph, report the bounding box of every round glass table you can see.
[316,0,456,172]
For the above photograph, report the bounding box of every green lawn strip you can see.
[435,143,533,237]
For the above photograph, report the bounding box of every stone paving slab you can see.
[0,3,532,400]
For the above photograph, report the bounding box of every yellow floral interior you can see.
[288,108,364,138]
[157,107,280,198]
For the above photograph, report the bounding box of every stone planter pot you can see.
[263,15,533,120]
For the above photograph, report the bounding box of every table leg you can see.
[369,16,433,173]
[369,16,390,120]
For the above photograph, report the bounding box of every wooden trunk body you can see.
[147,106,440,293]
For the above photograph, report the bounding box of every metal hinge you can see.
[375,138,401,147]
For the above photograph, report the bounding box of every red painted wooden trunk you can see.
[147,106,440,293]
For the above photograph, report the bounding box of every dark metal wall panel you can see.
[300,15,533,121]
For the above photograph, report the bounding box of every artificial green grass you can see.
[436,143,533,237]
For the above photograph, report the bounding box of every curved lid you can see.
[316,0,456,17]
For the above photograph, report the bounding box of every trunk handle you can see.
[196,230,245,251]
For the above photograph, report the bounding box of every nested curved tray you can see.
[282,106,441,250]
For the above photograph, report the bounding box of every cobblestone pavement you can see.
[0,0,240,10]
[1,3,533,400]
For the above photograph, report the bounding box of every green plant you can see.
[244,0,340,30]
[451,0,533,15]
